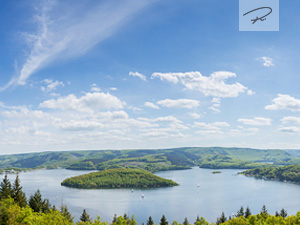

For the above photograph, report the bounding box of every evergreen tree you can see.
[261,205,268,215]
[245,206,251,218]
[183,217,189,225]
[236,206,244,217]
[195,215,200,225]
[147,216,154,225]
[216,212,227,225]
[0,174,12,199]
[280,208,287,218]
[160,215,168,225]
[275,211,280,217]
[124,213,130,225]
[12,175,26,207]
[60,204,74,223]
[28,189,50,213]
[80,209,91,222]
[112,214,117,224]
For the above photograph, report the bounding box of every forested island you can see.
[241,164,300,183]
[61,168,178,189]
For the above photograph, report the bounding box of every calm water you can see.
[4,167,300,224]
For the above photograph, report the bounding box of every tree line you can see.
[0,174,298,224]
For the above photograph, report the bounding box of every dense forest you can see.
[61,168,178,189]
[241,164,300,183]
[0,147,299,172]
[0,174,299,224]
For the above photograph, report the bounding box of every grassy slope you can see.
[61,168,178,189]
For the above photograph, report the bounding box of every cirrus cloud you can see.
[1,0,152,90]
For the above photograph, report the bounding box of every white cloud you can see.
[144,102,159,109]
[151,71,252,98]
[90,84,101,92]
[237,117,272,126]
[139,115,183,124]
[1,108,47,120]
[128,106,142,111]
[278,126,300,134]
[2,0,151,90]
[129,71,147,81]
[265,94,300,112]
[153,115,182,124]
[281,116,300,124]
[188,112,202,119]
[209,107,221,113]
[210,97,221,113]
[157,99,200,109]
[59,120,104,131]
[41,79,64,92]
[194,121,230,134]
[40,92,125,112]
[110,87,117,91]
[229,127,259,136]
[258,57,274,67]
[247,90,255,95]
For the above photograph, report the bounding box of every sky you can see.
[1,0,300,154]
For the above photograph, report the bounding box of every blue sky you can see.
[1,0,300,154]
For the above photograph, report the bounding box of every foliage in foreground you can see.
[1,194,300,225]
[61,168,178,189]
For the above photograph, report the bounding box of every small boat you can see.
[131,189,134,192]
[141,194,144,199]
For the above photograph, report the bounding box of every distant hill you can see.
[0,147,299,172]
[61,168,178,189]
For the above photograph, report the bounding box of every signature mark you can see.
[243,7,272,24]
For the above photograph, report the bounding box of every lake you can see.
[3,167,300,224]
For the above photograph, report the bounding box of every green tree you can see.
[80,209,91,222]
[280,208,287,218]
[183,217,189,225]
[236,206,244,217]
[60,204,74,223]
[129,215,138,225]
[216,212,227,225]
[0,174,12,199]
[160,215,168,225]
[28,189,50,213]
[195,217,209,225]
[12,175,27,207]
[244,206,251,218]
[147,216,154,225]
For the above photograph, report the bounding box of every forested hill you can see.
[241,165,300,183]
[0,147,299,171]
